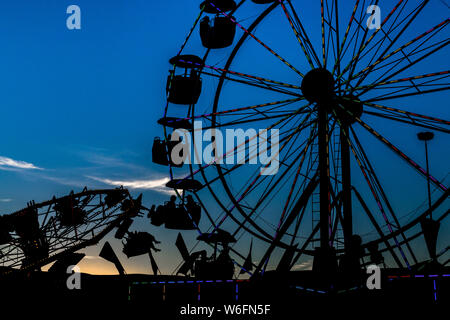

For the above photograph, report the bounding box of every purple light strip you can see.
[294,286,328,294]
[433,280,437,302]
[388,274,449,279]
[131,279,250,286]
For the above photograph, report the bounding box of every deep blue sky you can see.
[0,1,448,275]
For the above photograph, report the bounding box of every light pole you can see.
[417,131,440,262]
[417,131,434,218]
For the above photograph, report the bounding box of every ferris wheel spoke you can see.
[205,112,300,129]
[338,0,410,83]
[338,0,380,88]
[200,117,311,190]
[217,110,310,160]
[273,157,317,246]
[213,114,315,235]
[213,98,304,117]
[362,47,450,96]
[339,38,449,93]
[350,126,419,264]
[363,101,450,126]
[321,0,327,67]
[365,86,450,103]
[230,128,317,245]
[362,218,450,263]
[182,106,311,181]
[212,108,298,124]
[167,98,304,126]
[364,111,450,134]
[355,34,428,95]
[324,0,338,70]
[352,18,449,90]
[354,70,450,92]
[178,57,301,91]
[332,0,340,81]
[361,191,450,257]
[253,174,319,276]
[285,0,322,67]
[208,101,310,127]
[332,0,361,76]
[337,119,412,268]
[276,127,317,236]
[350,1,413,79]
[336,1,367,71]
[360,74,450,103]
[210,1,304,77]
[278,0,316,69]
[288,202,307,247]
[201,68,301,95]
[228,115,312,201]
[357,81,450,92]
[248,129,313,212]
[342,13,374,89]
[289,221,320,270]
[348,111,448,192]
[352,187,404,268]
[201,70,301,97]
[233,172,293,237]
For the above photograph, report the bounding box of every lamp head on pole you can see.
[417,131,434,141]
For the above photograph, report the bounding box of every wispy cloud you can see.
[86,176,175,194]
[0,198,13,202]
[292,259,313,271]
[83,255,102,260]
[0,149,176,196]
[0,156,42,171]
[73,148,142,170]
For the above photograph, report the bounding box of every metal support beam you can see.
[340,126,353,253]
[424,140,432,217]
[352,187,403,268]
[318,106,331,249]
[251,175,319,277]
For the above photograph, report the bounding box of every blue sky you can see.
[0,1,449,275]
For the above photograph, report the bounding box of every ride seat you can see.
[166,71,202,105]
[104,189,126,208]
[200,16,236,49]
[55,201,86,226]
[152,137,184,167]
[165,204,200,230]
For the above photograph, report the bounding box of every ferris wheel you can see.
[153,0,450,278]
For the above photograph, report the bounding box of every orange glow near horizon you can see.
[42,255,172,275]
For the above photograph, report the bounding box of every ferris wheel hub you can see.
[301,68,335,105]
[301,68,363,124]
[335,95,364,125]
